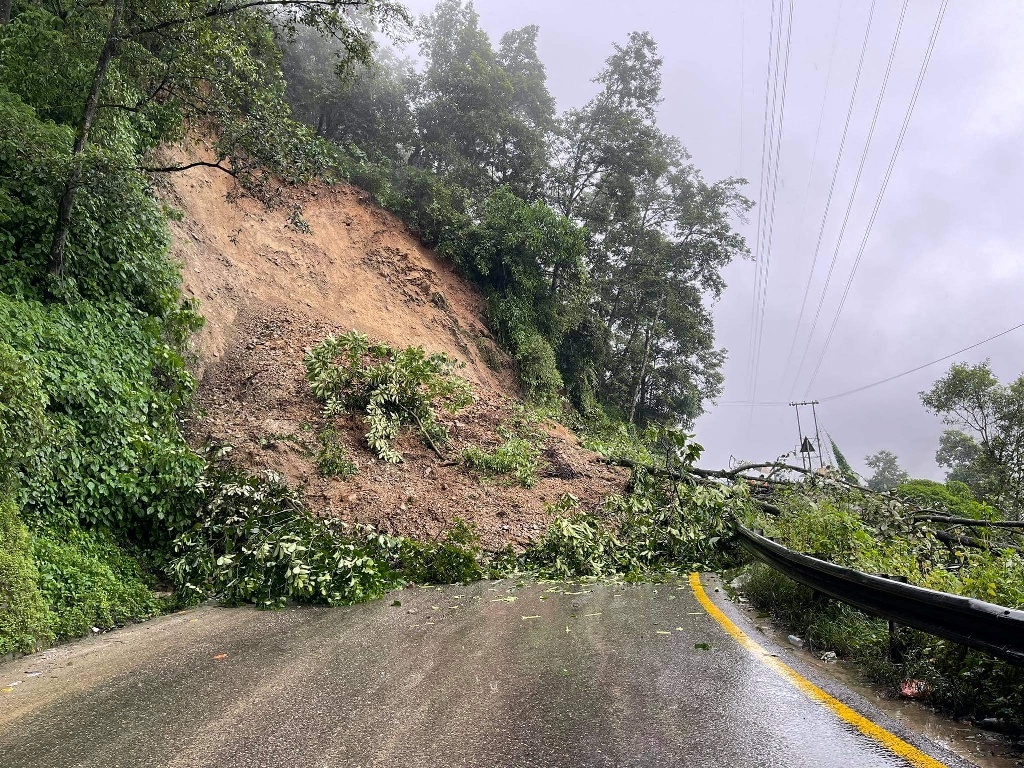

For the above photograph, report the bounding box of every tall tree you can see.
[922,361,1024,519]
[864,450,910,492]
[551,33,750,425]
[412,0,553,199]
[282,30,415,162]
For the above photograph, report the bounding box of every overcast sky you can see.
[397,0,1024,479]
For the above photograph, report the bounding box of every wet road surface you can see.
[0,576,973,767]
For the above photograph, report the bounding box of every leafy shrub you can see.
[304,330,473,462]
[31,527,161,640]
[1,296,205,539]
[397,519,486,584]
[169,472,404,608]
[315,429,358,479]
[514,334,563,404]
[0,492,52,654]
[462,431,543,488]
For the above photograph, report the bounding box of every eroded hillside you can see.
[164,166,628,549]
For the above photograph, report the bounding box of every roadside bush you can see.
[305,330,474,462]
[398,519,486,584]
[31,527,161,640]
[169,472,405,608]
[0,493,52,655]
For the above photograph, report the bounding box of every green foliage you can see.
[315,429,358,479]
[0,492,52,655]
[169,472,403,608]
[896,479,997,520]
[513,333,563,404]
[1,296,205,538]
[524,468,745,579]
[305,331,474,462]
[864,449,910,492]
[32,526,161,640]
[397,519,485,585]
[0,340,47,484]
[462,429,543,488]
[828,435,860,484]
[922,361,1024,518]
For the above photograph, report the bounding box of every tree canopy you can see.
[921,361,1024,519]
[281,11,751,427]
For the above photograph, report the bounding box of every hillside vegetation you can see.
[0,0,747,655]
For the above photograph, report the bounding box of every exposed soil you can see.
[162,160,628,549]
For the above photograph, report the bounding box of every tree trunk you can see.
[48,0,125,280]
[628,300,662,424]
[1,0,13,25]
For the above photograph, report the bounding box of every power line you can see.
[793,0,844,248]
[778,0,878,385]
[817,319,1024,402]
[789,0,910,396]
[745,0,780,404]
[803,0,950,395]
[749,0,794,406]
[719,318,1024,407]
[738,0,745,177]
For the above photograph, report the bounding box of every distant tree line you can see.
[280,0,752,428]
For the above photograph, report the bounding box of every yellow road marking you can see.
[688,573,949,768]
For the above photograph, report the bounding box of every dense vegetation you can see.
[0,0,408,651]
[739,479,1024,728]
[280,1,751,424]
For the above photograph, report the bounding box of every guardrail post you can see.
[882,574,909,662]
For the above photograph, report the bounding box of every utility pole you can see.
[789,400,824,470]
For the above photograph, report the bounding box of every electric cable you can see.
[803,0,950,395]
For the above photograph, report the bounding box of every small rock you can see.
[729,573,751,590]
[787,634,804,648]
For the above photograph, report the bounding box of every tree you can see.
[550,33,750,426]
[19,0,410,284]
[922,361,1024,519]
[412,1,553,199]
[282,30,415,162]
[864,450,909,492]
[829,436,860,485]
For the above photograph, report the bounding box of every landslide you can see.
[163,165,628,550]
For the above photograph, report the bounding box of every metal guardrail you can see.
[735,524,1024,665]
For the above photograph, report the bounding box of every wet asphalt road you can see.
[0,577,972,768]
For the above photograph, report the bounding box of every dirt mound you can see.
[164,164,628,549]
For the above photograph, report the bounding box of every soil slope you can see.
[164,165,627,549]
